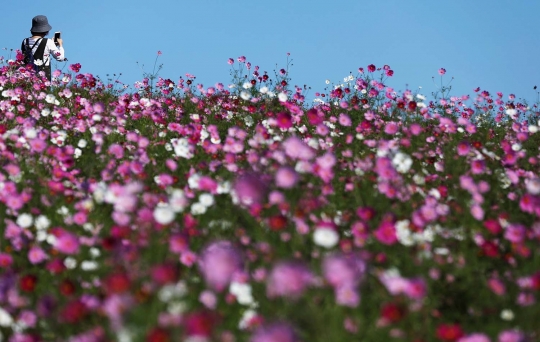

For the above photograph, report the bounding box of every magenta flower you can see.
[373,220,397,245]
[267,261,314,299]
[198,241,242,291]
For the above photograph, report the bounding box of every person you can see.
[21,15,65,81]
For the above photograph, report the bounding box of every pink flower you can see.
[471,160,485,174]
[487,278,506,296]
[227,58,234,65]
[338,113,351,126]
[373,220,397,245]
[198,241,242,291]
[54,231,80,255]
[504,223,526,243]
[335,285,360,307]
[497,330,525,342]
[28,246,48,264]
[0,253,13,268]
[458,333,490,342]
[283,136,315,160]
[384,121,399,135]
[276,112,293,129]
[323,253,366,290]
[251,322,297,342]
[266,261,314,299]
[403,278,427,300]
[439,68,446,75]
[275,167,298,189]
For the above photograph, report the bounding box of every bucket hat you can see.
[30,15,52,33]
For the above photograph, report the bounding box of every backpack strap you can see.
[34,38,48,62]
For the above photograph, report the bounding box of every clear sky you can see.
[2,1,539,104]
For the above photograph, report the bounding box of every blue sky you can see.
[2,1,539,103]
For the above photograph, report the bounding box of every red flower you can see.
[61,300,88,323]
[408,101,417,111]
[436,323,464,341]
[367,64,376,72]
[481,241,499,258]
[20,274,38,292]
[380,302,406,323]
[59,279,76,296]
[151,264,178,285]
[531,272,540,291]
[146,328,170,342]
[268,215,288,231]
[104,273,131,294]
[184,311,219,337]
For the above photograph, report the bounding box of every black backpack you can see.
[22,38,50,78]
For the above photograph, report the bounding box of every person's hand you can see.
[56,38,63,47]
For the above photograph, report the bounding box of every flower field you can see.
[0,52,539,342]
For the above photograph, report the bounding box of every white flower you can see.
[74,148,82,159]
[45,94,56,104]
[64,257,77,269]
[500,309,514,321]
[325,79,330,85]
[239,309,257,330]
[41,108,51,117]
[169,189,188,212]
[416,94,426,101]
[24,128,37,139]
[313,228,339,248]
[188,173,201,189]
[153,203,176,225]
[81,261,98,271]
[229,281,255,305]
[528,125,539,133]
[242,82,252,89]
[0,307,13,327]
[199,193,215,207]
[34,59,44,66]
[191,202,207,215]
[16,213,33,228]
[392,152,413,173]
[395,220,414,246]
[171,138,193,159]
[259,86,268,94]
[240,91,251,100]
[34,215,50,230]
[525,178,540,195]
[278,92,288,102]
[511,143,521,151]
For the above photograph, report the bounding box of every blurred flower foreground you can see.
[0,52,539,342]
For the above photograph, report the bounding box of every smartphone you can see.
[54,32,61,45]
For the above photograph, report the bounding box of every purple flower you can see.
[233,173,268,206]
[251,322,298,342]
[323,253,366,290]
[267,261,314,299]
[198,241,242,291]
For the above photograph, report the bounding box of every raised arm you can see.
[46,39,65,61]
